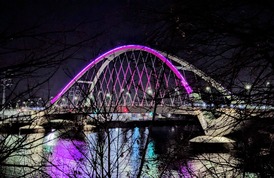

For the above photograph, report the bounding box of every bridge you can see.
[1,45,273,141]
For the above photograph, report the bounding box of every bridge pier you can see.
[189,109,241,146]
[16,110,91,134]
[18,110,47,134]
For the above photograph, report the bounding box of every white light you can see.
[171,127,175,132]
[202,102,207,108]
[147,87,153,95]
[245,84,252,90]
[106,93,111,98]
[45,132,56,146]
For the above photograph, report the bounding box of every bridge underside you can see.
[53,105,197,115]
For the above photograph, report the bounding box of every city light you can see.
[245,84,252,90]
[147,87,153,95]
[106,93,111,98]
[205,86,211,92]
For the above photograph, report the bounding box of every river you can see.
[0,123,273,177]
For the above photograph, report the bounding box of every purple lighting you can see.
[51,45,193,104]
[47,139,86,177]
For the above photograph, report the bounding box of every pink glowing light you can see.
[47,139,86,177]
[51,45,193,104]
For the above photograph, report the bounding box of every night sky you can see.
[1,0,273,101]
[0,0,148,99]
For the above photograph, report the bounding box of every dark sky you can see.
[1,0,274,100]
[0,0,153,99]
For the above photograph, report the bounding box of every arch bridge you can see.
[48,45,240,136]
[50,45,230,114]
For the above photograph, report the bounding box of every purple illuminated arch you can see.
[51,45,193,104]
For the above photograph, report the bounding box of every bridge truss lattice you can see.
[51,45,230,112]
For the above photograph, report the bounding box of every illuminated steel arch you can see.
[51,44,231,109]
[51,45,193,105]
[159,52,231,98]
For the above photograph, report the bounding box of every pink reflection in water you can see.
[47,139,87,178]
[180,163,194,178]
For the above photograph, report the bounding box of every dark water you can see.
[1,123,273,177]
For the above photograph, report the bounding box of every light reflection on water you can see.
[45,127,160,177]
[1,126,262,177]
[42,127,241,178]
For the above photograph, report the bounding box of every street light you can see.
[174,88,181,96]
[16,100,21,108]
[244,84,252,91]
[244,83,252,104]
[1,78,12,105]
[125,92,132,105]
[61,98,67,107]
[266,81,272,89]
[205,86,213,106]
[30,100,34,107]
[106,93,111,98]
[147,87,153,95]
[205,86,211,92]
[74,96,78,105]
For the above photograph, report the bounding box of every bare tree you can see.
[0,15,102,176]
[1,0,274,177]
